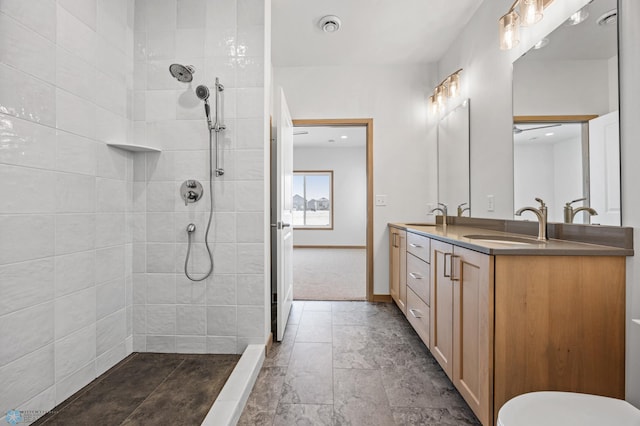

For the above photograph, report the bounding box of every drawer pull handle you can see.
[409,243,423,248]
[409,272,423,280]
[409,308,423,319]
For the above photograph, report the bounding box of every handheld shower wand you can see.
[195,85,213,130]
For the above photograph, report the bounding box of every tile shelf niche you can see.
[106,143,162,153]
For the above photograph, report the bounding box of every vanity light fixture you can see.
[428,69,463,114]
[499,0,554,50]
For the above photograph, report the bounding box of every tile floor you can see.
[238,301,480,425]
[32,353,239,425]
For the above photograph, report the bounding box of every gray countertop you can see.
[389,223,634,256]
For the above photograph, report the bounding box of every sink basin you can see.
[463,234,540,245]
[403,223,436,227]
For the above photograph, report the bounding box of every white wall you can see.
[274,64,437,294]
[132,0,269,355]
[293,146,366,246]
[438,0,640,406]
[0,0,135,416]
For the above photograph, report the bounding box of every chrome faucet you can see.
[457,202,470,217]
[431,203,448,226]
[564,197,598,224]
[515,197,548,240]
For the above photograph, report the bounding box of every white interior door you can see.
[275,88,294,341]
[589,111,620,225]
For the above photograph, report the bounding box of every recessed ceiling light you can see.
[597,9,617,26]
[340,135,348,139]
[566,7,589,25]
[545,132,554,136]
[319,15,342,33]
[328,139,335,143]
[533,38,549,50]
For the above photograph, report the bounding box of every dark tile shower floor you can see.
[33,353,240,426]
[239,301,481,426]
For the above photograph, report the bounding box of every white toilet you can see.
[497,391,640,426]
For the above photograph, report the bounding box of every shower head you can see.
[195,85,210,101]
[169,64,195,82]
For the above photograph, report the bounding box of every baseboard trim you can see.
[294,245,366,249]
[265,332,273,355]
[372,294,392,303]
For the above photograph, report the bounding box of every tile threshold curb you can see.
[201,344,265,426]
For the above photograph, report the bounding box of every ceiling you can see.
[271,0,484,67]
[513,122,582,145]
[518,0,617,62]
[293,126,366,149]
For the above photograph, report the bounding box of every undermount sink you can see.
[463,234,541,245]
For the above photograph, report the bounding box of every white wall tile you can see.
[146,31,176,60]
[174,211,207,243]
[175,29,204,58]
[146,182,175,212]
[56,89,96,139]
[0,258,54,316]
[146,243,176,273]
[204,29,236,58]
[173,150,208,182]
[146,305,176,334]
[234,149,262,181]
[204,56,236,89]
[96,340,126,375]
[146,151,175,181]
[56,130,97,175]
[176,305,205,334]
[96,213,126,248]
[55,287,96,340]
[96,278,125,319]
[146,119,208,150]
[145,0,177,32]
[55,251,95,297]
[55,214,95,255]
[0,114,56,170]
[96,108,129,146]
[96,309,126,356]
[133,305,146,334]
[55,172,95,213]
[96,246,125,284]
[236,88,263,118]
[176,242,215,275]
[236,26,264,58]
[97,144,129,179]
[96,178,126,213]
[206,274,236,305]
[0,215,54,265]
[236,57,264,88]
[17,386,56,422]
[146,212,175,243]
[94,37,128,83]
[0,63,56,127]
[206,336,236,354]
[146,59,179,90]
[0,164,56,213]
[235,181,263,211]
[236,305,263,338]
[55,361,95,403]
[58,0,97,30]
[236,212,263,243]
[0,13,55,83]
[177,0,205,29]
[235,118,263,149]
[175,275,206,304]
[146,90,177,122]
[0,0,57,41]
[206,306,236,336]
[0,302,54,366]
[146,335,175,352]
[211,180,236,211]
[236,243,263,274]
[55,46,96,103]
[97,0,127,52]
[56,5,96,65]
[146,273,176,304]
[54,325,96,380]
[236,274,263,306]
[176,336,206,353]
[0,345,54,412]
[94,71,127,117]
[236,0,264,27]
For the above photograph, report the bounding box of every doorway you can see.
[291,119,374,302]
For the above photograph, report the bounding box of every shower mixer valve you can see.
[180,180,203,206]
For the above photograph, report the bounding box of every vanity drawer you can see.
[407,287,430,347]
[407,253,430,306]
[407,232,430,262]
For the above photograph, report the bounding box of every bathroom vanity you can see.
[388,220,633,426]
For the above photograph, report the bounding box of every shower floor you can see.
[33,352,240,425]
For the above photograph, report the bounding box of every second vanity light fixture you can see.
[498,0,555,50]
[428,68,462,115]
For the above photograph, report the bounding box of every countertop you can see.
[389,222,634,256]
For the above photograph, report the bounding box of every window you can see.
[292,171,333,229]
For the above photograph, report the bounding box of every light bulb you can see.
[520,0,543,26]
[499,12,520,50]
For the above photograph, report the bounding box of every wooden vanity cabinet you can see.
[431,240,492,425]
[389,228,407,314]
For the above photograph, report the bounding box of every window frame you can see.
[292,170,334,230]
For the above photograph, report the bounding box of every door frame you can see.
[292,118,374,302]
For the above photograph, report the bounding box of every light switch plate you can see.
[375,195,387,206]
[487,195,495,212]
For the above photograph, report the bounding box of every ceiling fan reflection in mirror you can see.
[513,123,561,134]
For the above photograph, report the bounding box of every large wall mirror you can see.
[438,100,470,216]
[512,0,620,225]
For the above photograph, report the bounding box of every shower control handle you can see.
[180,180,204,206]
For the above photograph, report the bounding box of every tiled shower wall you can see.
[132,0,267,354]
[0,0,135,415]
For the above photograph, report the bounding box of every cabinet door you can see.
[430,239,454,379]
[398,231,407,314]
[452,246,493,426]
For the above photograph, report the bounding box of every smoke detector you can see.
[319,15,341,33]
